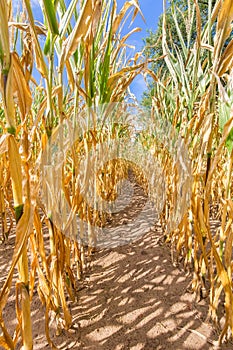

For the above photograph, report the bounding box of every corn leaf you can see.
[42,0,59,35]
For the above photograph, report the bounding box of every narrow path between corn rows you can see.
[36,225,227,350]
[0,223,229,350]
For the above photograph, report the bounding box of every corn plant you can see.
[145,0,233,344]
[0,0,145,348]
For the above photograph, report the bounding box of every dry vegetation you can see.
[0,0,233,349]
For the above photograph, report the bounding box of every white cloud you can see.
[130,74,148,101]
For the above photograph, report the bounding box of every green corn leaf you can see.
[59,0,79,38]
[44,29,51,55]
[42,0,59,35]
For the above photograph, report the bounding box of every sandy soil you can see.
[0,221,231,350]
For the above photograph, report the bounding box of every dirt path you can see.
[1,223,231,350]
[65,226,224,350]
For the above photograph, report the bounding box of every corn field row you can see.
[0,0,233,348]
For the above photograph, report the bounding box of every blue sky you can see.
[117,0,164,100]
[13,0,164,101]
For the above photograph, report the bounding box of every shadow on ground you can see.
[47,225,228,350]
[0,224,230,350]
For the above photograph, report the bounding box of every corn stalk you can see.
[0,1,33,349]
[0,0,146,348]
[145,0,233,344]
